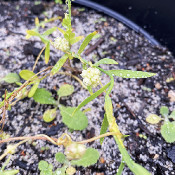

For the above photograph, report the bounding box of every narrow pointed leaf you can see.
[100,114,109,144]
[60,106,88,130]
[45,42,50,64]
[72,82,110,116]
[28,81,40,98]
[107,69,156,78]
[78,31,97,55]
[42,27,57,36]
[70,36,84,45]
[51,54,69,76]
[26,30,40,37]
[94,58,118,66]
[1,170,19,175]
[71,148,99,167]
[58,27,66,35]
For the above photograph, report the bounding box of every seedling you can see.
[146,106,175,143]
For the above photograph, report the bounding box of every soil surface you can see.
[0,1,175,175]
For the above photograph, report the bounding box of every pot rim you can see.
[73,0,160,46]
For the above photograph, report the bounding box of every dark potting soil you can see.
[0,1,175,175]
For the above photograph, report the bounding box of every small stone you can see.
[153,154,159,160]
[155,82,162,89]
[168,90,175,102]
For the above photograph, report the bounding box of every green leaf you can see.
[58,28,66,35]
[146,114,162,124]
[0,170,19,175]
[55,152,66,163]
[62,13,71,29]
[169,110,175,120]
[72,82,110,116]
[57,84,74,98]
[19,70,37,82]
[28,81,40,98]
[2,73,20,83]
[45,42,50,64]
[78,31,97,55]
[38,160,49,171]
[60,106,88,130]
[100,114,109,144]
[70,36,84,45]
[94,58,118,66]
[107,69,156,78]
[26,30,40,37]
[51,54,69,76]
[161,121,175,143]
[42,27,57,36]
[43,108,57,123]
[71,148,99,167]
[33,88,56,105]
[160,106,169,117]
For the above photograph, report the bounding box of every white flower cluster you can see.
[53,37,69,52]
[81,67,101,88]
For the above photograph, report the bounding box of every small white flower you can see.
[53,37,70,52]
[81,67,101,88]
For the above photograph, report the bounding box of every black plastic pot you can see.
[73,0,175,56]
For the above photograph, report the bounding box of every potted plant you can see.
[0,0,175,174]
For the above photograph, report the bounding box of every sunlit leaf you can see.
[51,54,69,76]
[107,69,156,78]
[26,30,40,37]
[45,42,50,64]
[58,27,66,35]
[72,82,110,116]
[94,58,118,66]
[78,31,97,55]
[70,36,84,45]
[100,114,109,144]
[146,114,162,124]
[28,81,40,98]
[43,108,57,123]
[19,70,37,82]
[42,27,57,36]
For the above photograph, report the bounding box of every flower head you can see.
[53,37,70,52]
[81,67,101,88]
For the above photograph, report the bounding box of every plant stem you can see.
[116,158,125,175]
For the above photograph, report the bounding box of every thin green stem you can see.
[116,158,125,175]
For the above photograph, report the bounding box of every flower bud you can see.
[81,67,101,88]
[64,143,86,160]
